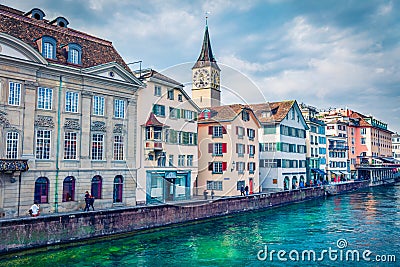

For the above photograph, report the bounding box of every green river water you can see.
[1,185,399,266]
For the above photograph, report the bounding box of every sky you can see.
[2,0,400,133]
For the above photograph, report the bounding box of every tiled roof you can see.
[198,104,251,123]
[139,69,182,86]
[249,100,295,123]
[0,4,131,72]
[350,112,371,127]
[144,112,166,127]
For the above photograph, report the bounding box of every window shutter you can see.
[161,105,165,116]
[180,109,184,118]
[208,143,213,153]
[222,162,227,171]
[208,162,213,171]
[236,162,239,171]
[254,162,256,170]
[222,126,227,134]
[194,133,198,145]
[208,126,213,135]
[236,144,238,153]
[276,142,281,151]
[152,104,156,114]
[177,109,181,119]
[247,162,250,170]
[247,145,249,154]
[222,143,227,153]
[236,126,238,135]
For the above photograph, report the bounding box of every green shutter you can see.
[177,109,181,119]
[276,142,281,151]
[194,133,198,145]
[183,132,189,144]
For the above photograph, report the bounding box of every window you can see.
[260,143,276,152]
[91,175,102,199]
[153,104,166,116]
[361,128,367,135]
[154,85,161,96]
[259,159,278,168]
[212,162,226,173]
[242,110,250,121]
[236,143,245,157]
[113,175,123,203]
[34,177,49,204]
[187,155,193,167]
[6,132,19,159]
[113,135,124,160]
[114,99,125,118]
[237,180,245,190]
[43,41,55,59]
[169,155,174,167]
[237,126,245,138]
[67,43,82,65]
[36,130,51,159]
[361,137,366,145]
[237,162,245,174]
[210,143,227,156]
[65,91,79,113]
[188,133,195,145]
[92,95,105,116]
[178,94,183,102]
[213,126,223,137]
[8,82,21,106]
[247,128,255,140]
[207,181,223,191]
[37,87,53,110]
[158,153,166,167]
[64,132,77,159]
[167,89,174,100]
[248,162,256,174]
[62,176,75,202]
[263,125,276,134]
[178,155,185,167]
[248,145,255,157]
[92,134,104,160]
[169,107,178,119]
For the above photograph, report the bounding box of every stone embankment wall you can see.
[0,181,369,255]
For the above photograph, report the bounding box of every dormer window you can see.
[261,111,271,118]
[199,109,211,120]
[67,43,82,65]
[242,110,250,121]
[25,8,45,20]
[41,36,57,59]
[50,17,69,28]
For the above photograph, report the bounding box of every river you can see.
[1,184,400,266]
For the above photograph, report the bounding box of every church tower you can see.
[192,21,221,108]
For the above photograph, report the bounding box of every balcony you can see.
[145,140,163,151]
[328,145,349,150]
[0,159,29,172]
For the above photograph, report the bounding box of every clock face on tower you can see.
[193,69,210,88]
[212,70,220,88]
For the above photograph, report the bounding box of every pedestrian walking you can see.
[240,185,245,196]
[211,189,215,199]
[89,195,95,211]
[244,185,249,196]
[84,191,90,212]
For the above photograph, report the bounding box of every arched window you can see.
[91,175,102,199]
[34,177,49,204]
[113,175,123,203]
[284,176,290,190]
[62,176,75,202]
[41,36,56,59]
[67,43,82,65]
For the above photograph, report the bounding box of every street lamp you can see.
[127,60,142,79]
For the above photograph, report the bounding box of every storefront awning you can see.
[311,168,327,175]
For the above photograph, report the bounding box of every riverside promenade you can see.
[0,180,369,255]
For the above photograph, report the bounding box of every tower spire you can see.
[192,18,220,70]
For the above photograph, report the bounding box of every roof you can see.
[143,113,167,127]
[0,4,131,72]
[198,104,260,126]
[249,100,295,123]
[138,69,182,87]
[192,25,220,70]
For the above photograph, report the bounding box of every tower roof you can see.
[193,25,220,70]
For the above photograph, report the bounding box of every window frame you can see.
[6,131,19,159]
[37,87,53,110]
[93,95,105,116]
[67,43,82,65]
[114,99,125,119]
[91,133,104,161]
[41,36,57,59]
[8,81,21,106]
[35,130,51,160]
[113,135,124,161]
[65,91,79,113]
[64,131,77,160]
